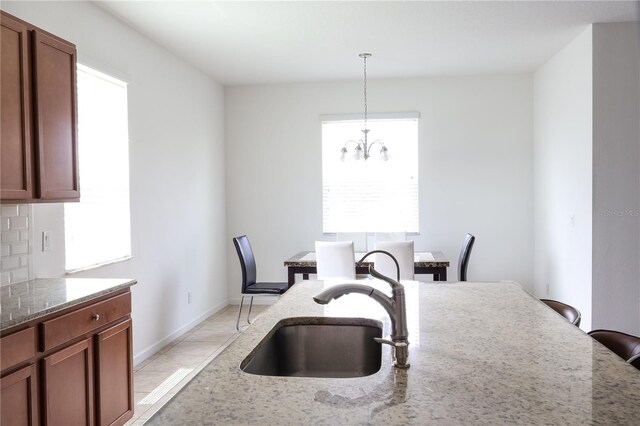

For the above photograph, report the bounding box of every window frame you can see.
[320,112,420,234]
[64,63,132,274]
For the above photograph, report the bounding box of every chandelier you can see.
[340,53,389,161]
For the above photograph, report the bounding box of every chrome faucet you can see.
[313,250,410,369]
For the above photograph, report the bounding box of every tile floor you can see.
[124,304,268,425]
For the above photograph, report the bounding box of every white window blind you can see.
[64,65,131,272]
[322,117,419,233]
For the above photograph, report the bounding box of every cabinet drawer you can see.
[41,293,131,352]
[1,327,35,372]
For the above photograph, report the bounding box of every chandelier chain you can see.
[339,53,387,162]
[363,55,368,131]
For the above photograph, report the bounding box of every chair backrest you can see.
[374,240,414,280]
[374,232,406,242]
[458,233,475,281]
[540,299,581,327]
[336,232,367,252]
[315,241,356,280]
[233,235,257,292]
[588,329,640,370]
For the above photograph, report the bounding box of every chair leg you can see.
[236,295,245,332]
[246,296,255,324]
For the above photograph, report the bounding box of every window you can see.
[322,115,419,233]
[64,65,131,272]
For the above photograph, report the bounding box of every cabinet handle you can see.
[92,314,100,321]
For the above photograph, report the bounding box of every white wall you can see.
[225,75,534,301]
[2,1,228,362]
[533,27,593,330]
[592,22,640,334]
[533,22,640,335]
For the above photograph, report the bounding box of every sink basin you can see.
[241,317,383,378]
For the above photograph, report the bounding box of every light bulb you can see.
[353,144,363,160]
[380,146,389,161]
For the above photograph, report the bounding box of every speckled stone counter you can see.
[148,280,640,425]
[1,277,136,331]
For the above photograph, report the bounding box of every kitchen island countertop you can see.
[148,280,640,425]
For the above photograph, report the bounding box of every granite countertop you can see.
[148,280,640,425]
[1,277,136,332]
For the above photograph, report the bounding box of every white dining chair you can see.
[374,240,414,280]
[315,241,356,280]
[374,232,407,242]
[336,232,367,252]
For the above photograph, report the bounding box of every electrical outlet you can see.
[42,231,51,252]
[188,291,192,304]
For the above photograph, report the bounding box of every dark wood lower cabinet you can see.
[0,364,38,426]
[0,290,133,426]
[96,320,133,426]
[42,338,94,426]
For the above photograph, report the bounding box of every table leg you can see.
[433,268,447,282]
[303,273,309,280]
[288,268,295,288]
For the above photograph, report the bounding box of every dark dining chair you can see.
[588,329,640,370]
[233,235,288,331]
[540,299,581,327]
[458,233,475,281]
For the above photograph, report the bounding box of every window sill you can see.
[65,255,132,275]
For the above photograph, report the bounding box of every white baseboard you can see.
[133,299,229,366]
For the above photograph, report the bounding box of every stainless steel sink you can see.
[240,317,383,378]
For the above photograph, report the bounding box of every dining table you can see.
[284,250,449,287]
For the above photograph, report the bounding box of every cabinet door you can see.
[32,30,79,201]
[1,13,33,200]
[95,319,134,426]
[42,338,94,426]
[0,364,38,426]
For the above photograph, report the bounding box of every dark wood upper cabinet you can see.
[0,13,33,200]
[0,11,79,203]
[33,30,79,200]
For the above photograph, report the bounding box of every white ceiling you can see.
[97,1,639,86]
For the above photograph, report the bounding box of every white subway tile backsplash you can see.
[1,256,20,270]
[1,231,19,243]
[1,205,19,217]
[9,216,28,230]
[11,242,29,255]
[1,204,31,285]
[11,268,28,283]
